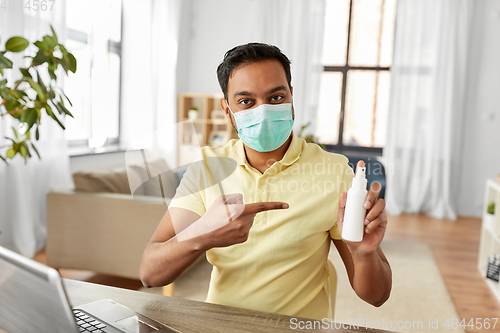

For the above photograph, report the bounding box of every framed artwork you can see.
[208,131,229,145]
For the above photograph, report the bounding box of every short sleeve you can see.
[168,163,207,217]
[329,159,354,240]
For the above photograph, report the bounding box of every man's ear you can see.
[220,98,228,114]
[221,98,237,130]
[290,86,293,96]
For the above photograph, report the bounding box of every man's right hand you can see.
[177,193,289,248]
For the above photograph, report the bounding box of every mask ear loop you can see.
[226,99,238,133]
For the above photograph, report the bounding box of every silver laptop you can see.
[0,245,181,333]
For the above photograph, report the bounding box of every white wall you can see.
[177,0,259,94]
[75,0,498,217]
[458,0,500,217]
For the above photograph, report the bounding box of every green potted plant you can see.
[0,26,77,163]
[188,106,199,120]
[485,201,496,231]
[297,122,326,150]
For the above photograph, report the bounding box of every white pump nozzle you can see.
[352,166,368,190]
[355,167,366,179]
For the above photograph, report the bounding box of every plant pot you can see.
[188,109,199,120]
[484,213,496,232]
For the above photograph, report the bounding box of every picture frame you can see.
[208,130,229,146]
[211,110,226,122]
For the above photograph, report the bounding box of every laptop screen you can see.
[0,249,77,333]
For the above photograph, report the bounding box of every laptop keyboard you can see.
[73,310,110,333]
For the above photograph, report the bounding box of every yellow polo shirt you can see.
[169,132,354,320]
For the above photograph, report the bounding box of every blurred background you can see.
[0,1,499,332]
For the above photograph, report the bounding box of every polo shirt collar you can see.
[280,131,304,166]
[228,131,304,168]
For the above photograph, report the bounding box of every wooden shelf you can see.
[478,179,500,303]
[177,93,238,166]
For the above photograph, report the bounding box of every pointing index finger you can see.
[243,202,289,215]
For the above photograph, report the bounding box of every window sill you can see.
[68,144,131,157]
[324,145,383,157]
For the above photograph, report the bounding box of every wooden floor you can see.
[384,214,500,333]
[35,214,499,333]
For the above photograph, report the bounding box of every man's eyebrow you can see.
[233,90,253,98]
[266,85,287,95]
[233,86,288,99]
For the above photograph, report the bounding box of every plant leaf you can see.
[19,143,28,158]
[35,125,40,140]
[27,78,45,99]
[19,68,32,79]
[0,154,7,164]
[0,53,13,68]
[34,40,48,51]
[54,100,73,118]
[48,69,57,80]
[55,57,68,74]
[30,142,41,159]
[50,26,58,44]
[5,37,29,53]
[42,34,58,50]
[5,99,21,112]
[6,90,20,99]
[48,88,56,100]
[11,126,18,140]
[20,108,37,130]
[32,49,51,66]
[66,52,77,73]
[44,103,65,130]
[22,142,31,157]
[7,90,21,99]
[6,148,16,159]
[61,91,73,107]
[14,89,29,102]
[36,70,48,95]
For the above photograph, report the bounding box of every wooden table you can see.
[63,279,395,333]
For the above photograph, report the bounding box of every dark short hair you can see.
[217,43,292,99]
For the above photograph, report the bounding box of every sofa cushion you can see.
[130,159,179,199]
[73,167,132,194]
[72,159,180,198]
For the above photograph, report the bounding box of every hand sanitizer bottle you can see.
[342,162,368,242]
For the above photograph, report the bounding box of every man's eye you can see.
[271,95,283,102]
[239,99,252,105]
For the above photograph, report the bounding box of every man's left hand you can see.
[337,180,388,255]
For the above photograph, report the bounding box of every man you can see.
[140,43,391,321]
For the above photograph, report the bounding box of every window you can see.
[64,0,122,149]
[317,0,397,153]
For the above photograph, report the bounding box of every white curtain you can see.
[121,0,181,169]
[151,0,182,168]
[383,0,473,220]
[0,0,73,257]
[252,0,326,133]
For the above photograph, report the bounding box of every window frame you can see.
[65,4,123,150]
[323,0,393,155]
